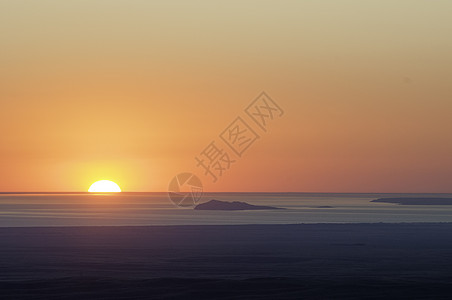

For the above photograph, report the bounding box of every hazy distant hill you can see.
[194,199,283,211]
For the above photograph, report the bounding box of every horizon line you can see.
[1,191,452,195]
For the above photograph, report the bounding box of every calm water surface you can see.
[0,193,452,226]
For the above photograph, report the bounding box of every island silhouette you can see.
[194,199,283,210]
[372,198,452,205]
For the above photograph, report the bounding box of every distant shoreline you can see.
[372,197,452,205]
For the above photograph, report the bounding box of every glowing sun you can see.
[88,180,122,193]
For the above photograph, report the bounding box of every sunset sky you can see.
[1,1,451,192]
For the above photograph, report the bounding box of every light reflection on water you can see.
[0,193,452,227]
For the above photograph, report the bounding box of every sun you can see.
[88,180,122,193]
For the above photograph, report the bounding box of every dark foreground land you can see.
[1,223,452,299]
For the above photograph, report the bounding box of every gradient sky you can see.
[1,0,451,192]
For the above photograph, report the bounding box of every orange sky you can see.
[1,1,452,192]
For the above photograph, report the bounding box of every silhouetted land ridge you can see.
[194,199,282,210]
[372,197,452,205]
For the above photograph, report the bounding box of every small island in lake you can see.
[371,198,452,205]
[194,199,283,211]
